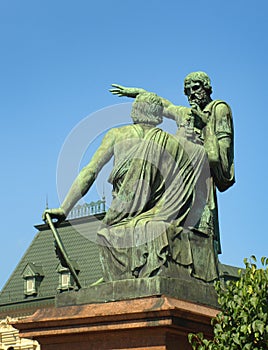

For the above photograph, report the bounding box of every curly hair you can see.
[131,92,163,126]
[184,71,213,95]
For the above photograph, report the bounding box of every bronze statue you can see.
[110,71,235,281]
[43,91,214,282]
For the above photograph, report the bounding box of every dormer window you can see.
[22,263,44,297]
[60,270,71,289]
[57,261,79,292]
[26,277,35,293]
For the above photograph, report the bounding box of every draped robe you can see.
[97,125,216,281]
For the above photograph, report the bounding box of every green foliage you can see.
[189,256,268,349]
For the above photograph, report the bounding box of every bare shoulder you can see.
[109,125,138,139]
[104,126,131,138]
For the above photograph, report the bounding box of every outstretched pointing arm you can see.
[110,84,187,122]
[109,84,146,98]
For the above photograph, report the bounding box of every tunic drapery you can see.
[98,126,218,281]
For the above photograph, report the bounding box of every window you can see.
[22,263,44,297]
[26,277,35,293]
[57,261,79,292]
[61,271,71,288]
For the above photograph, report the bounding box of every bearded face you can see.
[184,81,211,110]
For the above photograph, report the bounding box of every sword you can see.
[45,212,82,289]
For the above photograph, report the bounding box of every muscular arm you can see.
[205,103,235,192]
[110,84,188,124]
[161,97,188,122]
[109,84,146,98]
[60,129,116,216]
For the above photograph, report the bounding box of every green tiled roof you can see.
[0,213,104,316]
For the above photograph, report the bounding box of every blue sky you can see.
[0,0,268,289]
